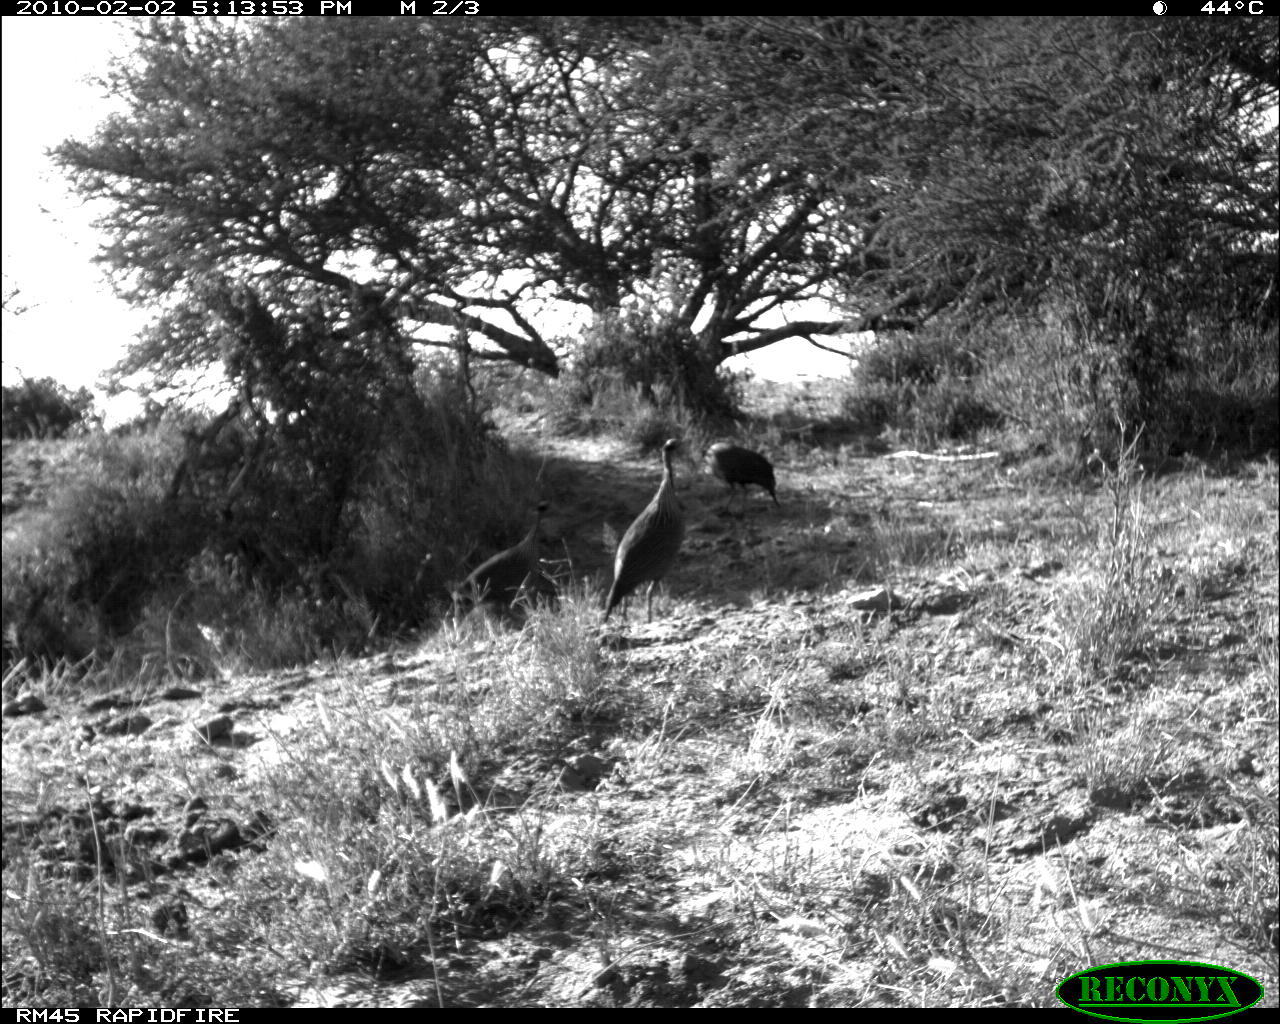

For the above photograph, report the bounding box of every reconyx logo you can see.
[1057,960,1263,1022]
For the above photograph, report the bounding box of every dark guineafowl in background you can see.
[605,439,685,623]
[705,442,778,509]
[455,500,550,612]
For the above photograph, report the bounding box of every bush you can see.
[908,377,1003,445]
[162,366,547,630]
[2,369,549,682]
[547,303,738,436]
[841,312,1277,464]
[332,367,545,623]
[3,429,207,672]
[840,327,1000,447]
[1150,321,1279,459]
[2,376,99,439]
[854,330,982,390]
[968,312,1280,465]
[839,380,902,438]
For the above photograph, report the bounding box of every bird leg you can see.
[720,484,740,516]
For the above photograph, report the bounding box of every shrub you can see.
[907,376,1003,445]
[970,312,1280,465]
[838,380,900,438]
[2,376,99,439]
[841,327,1000,447]
[854,330,983,390]
[3,429,207,672]
[845,311,1277,465]
[548,303,738,437]
[2,368,548,682]
[1151,321,1279,459]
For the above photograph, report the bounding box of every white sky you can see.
[1,18,146,410]
[1,17,858,422]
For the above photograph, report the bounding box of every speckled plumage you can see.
[705,443,778,508]
[456,501,549,609]
[605,439,685,622]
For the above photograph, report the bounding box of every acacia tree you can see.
[56,17,884,418]
[1037,17,1279,427]
[909,17,1277,423]
[59,16,1274,434]
[59,19,539,383]
[683,16,1277,431]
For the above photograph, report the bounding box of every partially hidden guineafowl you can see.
[455,500,550,611]
[605,439,685,622]
[705,442,778,509]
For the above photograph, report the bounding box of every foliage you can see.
[548,300,733,442]
[53,17,873,418]
[1153,322,1280,458]
[571,306,735,418]
[39,14,1276,561]
[1057,427,1179,683]
[4,415,1276,1007]
[2,430,201,672]
[695,17,1276,440]
[2,377,99,440]
[854,331,983,391]
[49,16,1277,443]
[1036,18,1278,427]
[841,309,1278,461]
[841,328,1001,447]
[2,370,543,679]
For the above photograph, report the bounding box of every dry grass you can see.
[4,399,1277,1008]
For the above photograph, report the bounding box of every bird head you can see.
[661,437,687,472]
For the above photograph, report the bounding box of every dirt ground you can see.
[4,412,1277,1008]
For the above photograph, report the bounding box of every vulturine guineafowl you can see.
[605,439,685,622]
[705,442,778,510]
[455,500,550,612]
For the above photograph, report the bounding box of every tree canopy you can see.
[56,16,1276,420]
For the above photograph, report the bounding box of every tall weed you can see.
[1056,426,1176,683]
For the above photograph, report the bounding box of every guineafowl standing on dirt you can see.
[605,439,685,623]
[455,500,550,611]
[705,442,778,510]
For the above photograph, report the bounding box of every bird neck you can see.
[658,459,679,507]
